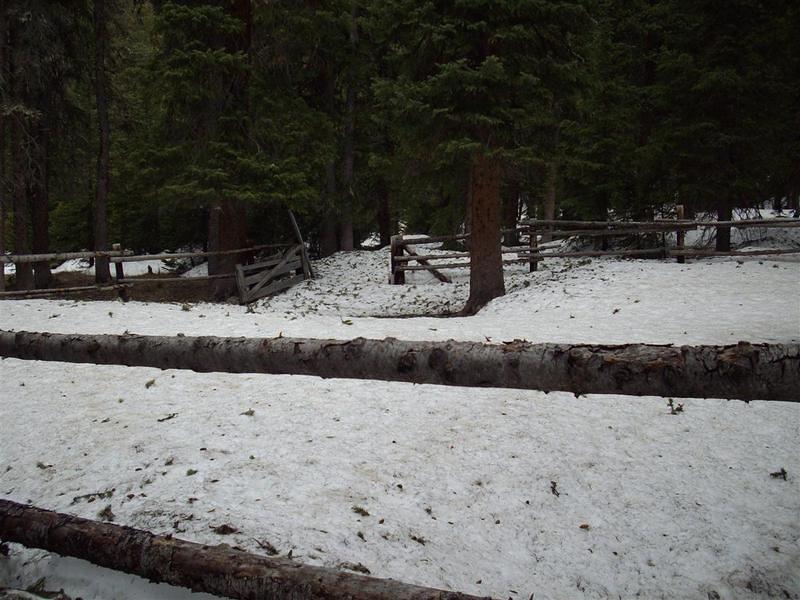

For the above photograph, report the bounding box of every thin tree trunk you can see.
[0,499,481,600]
[502,179,520,246]
[715,200,733,252]
[463,153,504,314]
[0,7,6,292]
[11,160,33,290]
[31,130,51,289]
[338,4,358,252]
[93,0,111,283]
[540,162,557,243]
[320,60,339,258]
[3,332,795,402]
[376,176,391,247]
[8,23,33,290]
[319,157,338,257]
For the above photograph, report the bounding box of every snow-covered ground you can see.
[53,258,174,277]
[1,250,799,600]
[0,254,796,345]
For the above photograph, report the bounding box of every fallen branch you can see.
[0,331,797,401]
[0,499,485,600]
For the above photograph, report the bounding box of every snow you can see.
[180,262,208,278]
[52,259,92,274]
[1,250,799,600]
[1,254,796,346]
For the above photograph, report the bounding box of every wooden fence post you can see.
[529,225,538,272]
[288,210,313,279]
[112,243,129,302]
[676,205,685,264]
[112,244,124,281]
[390,235,405,284]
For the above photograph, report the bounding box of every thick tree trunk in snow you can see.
[464,153,505,314]
[0,499,484,600]
[0,331,797,402]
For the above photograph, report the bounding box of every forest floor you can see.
[0,248,799,599]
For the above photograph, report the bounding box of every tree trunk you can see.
[0,7,6,292]
[319,58,340,258]
[376,176,392,247]
[93,0,111,283]
[0,499,481,600]
[30,131,51,289]
[540,162,557,243]
[207,200,247,299]
[320,154,339,257]
[2,331,796,402]
[715,200,733,252]
[8,24,33,290]
[463,153,504,314]
[338,5,358,252]
[502,179,520,246]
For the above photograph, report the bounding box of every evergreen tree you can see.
[655,0,793,249]
[372,0,591,312]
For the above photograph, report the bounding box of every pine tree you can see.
[372,0,591,312]
[655,0,793,249]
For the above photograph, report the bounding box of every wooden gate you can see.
[235,211,312,304]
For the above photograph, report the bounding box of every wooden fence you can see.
[1,212,313,301]
[390,210,800,283]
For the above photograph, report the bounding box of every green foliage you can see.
[3,0,798,255]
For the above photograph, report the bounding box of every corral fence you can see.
[0,211,312,304]
[390,207,800,283]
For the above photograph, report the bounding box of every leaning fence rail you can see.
[389,210,800,283]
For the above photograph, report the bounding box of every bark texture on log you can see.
[0,331,797,402]
[0,499,485,600]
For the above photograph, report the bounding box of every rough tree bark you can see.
[207,200,247,299]
[93,0,111,283]
[0,499,485,600]
[1,331,796,402]
[463,153,505,314]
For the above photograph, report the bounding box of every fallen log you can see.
[0,330,797,401]
[0,499,485,600]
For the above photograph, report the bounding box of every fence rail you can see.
[390,211,800,283]
[1,211,311,300]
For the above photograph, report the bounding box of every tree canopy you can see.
[1,0,797,300]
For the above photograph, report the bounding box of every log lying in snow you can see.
[0,330,798,401]
[0,499,485,600]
